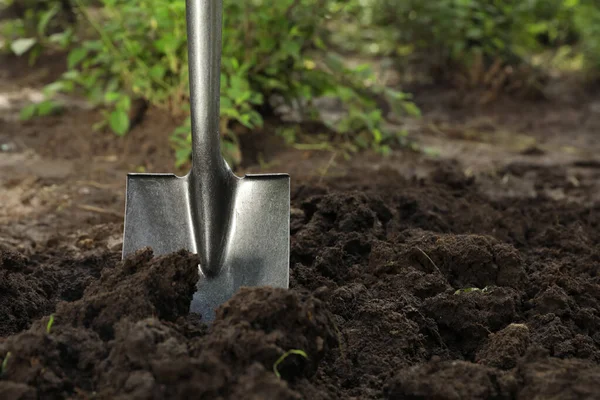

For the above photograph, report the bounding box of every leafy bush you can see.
[572,0,600,70]
[366,0,583,80]
[6,0,417,168]
[0,0,76,63]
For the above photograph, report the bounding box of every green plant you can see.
[363,0,582,79]
[1,352,11,376]
[273,349,308,379]
[170,0,417,167]
[46,314,55,334]
[0,0,75,64]
[12,0,417,168]
[572,1,600,70]
[454,286,489,295]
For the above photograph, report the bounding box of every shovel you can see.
[121,0,290,322]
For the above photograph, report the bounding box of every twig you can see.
[318,151,338,184]
[427,123,446,136]
[415,246,442,276]
[76,204,122,218]
[76,180,122,189]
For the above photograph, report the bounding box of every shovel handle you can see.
[186,0,225,171]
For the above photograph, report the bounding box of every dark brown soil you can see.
[3,53,600,399]
[1,163,600,399]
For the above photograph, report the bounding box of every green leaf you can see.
[109,110,130,136]
[263,78,288,90]
[20,104,37,121]
[10,38,37,56]
[105,77,120,93]
[2,352,11,375]
[150,65,166,81]
[48,30,72,48]
[43,82,64,96]
[238,114,254,129]
[422,146,440,157]
[229,75,246,91]
[82,72,100,90]
[220,95,234,109]
[37,4,60,37]
[28,46,41,66]
[467,27,483,39]
[61,81,74,93]
[153,33,181,54]
[372,128,383,144]
[379,144,391,156]
[175,150,191,168]
[282,41,301,59]
[221,139,242,167]
[117,96,132,112]
[37,100,60,117]
[403,102,421,117]
[313,36,326,50]
[104,92,121,103]
[82,40,103,52]
[68,48,89,69]
[46,314,55,334]
[62,70,80,81]
[221,107,242,120]
[324,53,345,73]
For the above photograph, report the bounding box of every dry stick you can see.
[318,151,338,184]
[415,246,443,276]
[76,180,123,190]
[76,204,123,218]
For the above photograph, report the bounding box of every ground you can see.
[1,52,600,399]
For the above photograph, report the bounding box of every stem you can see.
[72,0,119,56]
[72,0,169,91]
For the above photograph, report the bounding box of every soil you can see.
[2,52,600,399]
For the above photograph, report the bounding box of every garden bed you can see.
[1,158,600,399]
[2,53,600,399]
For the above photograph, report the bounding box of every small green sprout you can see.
[273,349,308,379]
[454,286,489,295]
[1,352,11,375]
[46,314,55,334]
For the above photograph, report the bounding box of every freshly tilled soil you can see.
[1,166,600,399]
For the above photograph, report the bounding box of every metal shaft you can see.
[186,0,227,173]
[186,0,233,276]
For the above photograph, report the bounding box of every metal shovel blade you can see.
[122,172,290,321]
[121,0,290,322]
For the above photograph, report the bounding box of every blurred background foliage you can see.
[0,0,596,168]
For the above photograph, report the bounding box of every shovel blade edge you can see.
[191,173,290,320]
[122,172,290,322]
[122,173,195,258]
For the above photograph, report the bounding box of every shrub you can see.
[0,0,76,63]
[366,0,583,83]
[6,0,417,168]
[572,1,600,71]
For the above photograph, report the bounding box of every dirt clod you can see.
[384,358,516,400]
[476,323,530,369]
[55,248,200,340]
[2,161,600,399]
